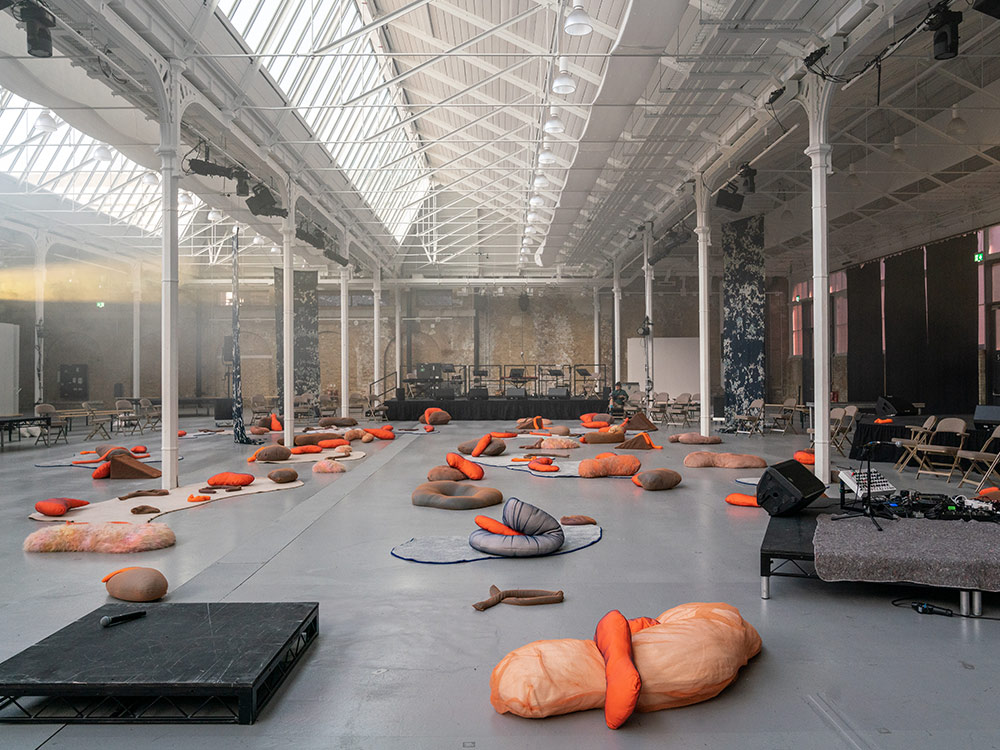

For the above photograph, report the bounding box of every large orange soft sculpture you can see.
[579,453,641,478]
[490,602,761,728]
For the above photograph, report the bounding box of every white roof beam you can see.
[312,0,434,54]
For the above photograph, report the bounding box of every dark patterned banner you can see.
[722,215,766,427]
[231,231,256,444]
[274,268,321,405]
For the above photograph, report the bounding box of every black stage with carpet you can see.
[387,397,606,422]
[0,601,317,724]
[849,415,990,462]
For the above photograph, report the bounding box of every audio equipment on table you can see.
[838,468,896,497]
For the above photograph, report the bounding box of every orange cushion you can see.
[364,427,395,440]
[207,472,255,487]
[446,452,485,480]
[874,418,893,424]
[270,413,283,431]
[491,432,517,439]
[177,430,187,437]
[35,497,89,516]
[582,420,610,429]
[471,434,494,458]
[290,445,322,454]
[528,459,559,472]
[132,445,147,453]
[594,610,641,730]
[92,462,111,479]
[318,439,350,449]
[580,413,596,422]
[187,494,211,502]
[474,516,523,536]
[793,450,815,465]
[725,492,759,507]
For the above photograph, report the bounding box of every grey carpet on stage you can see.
[813,515,1000,591]
[391,524,602,564]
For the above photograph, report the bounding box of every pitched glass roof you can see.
[0,87,202,237]
[217,0,429,243]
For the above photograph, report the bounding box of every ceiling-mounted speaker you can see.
[972,0,1000,20]
[715,187,744,213]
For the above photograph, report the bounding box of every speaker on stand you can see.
[756,460,827,516]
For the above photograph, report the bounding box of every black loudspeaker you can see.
[876,395,916,418]
[715,187,744,213]
[222,336,233,363]
[974,0,1000,20]
[214,398,234,421]
[505,387,527,399]
[468,387,489,400]
[430,386,454,400]
[756,460,826,516]
[395,387,405,401]
[547,386,569,399]
[973,404,1000,428]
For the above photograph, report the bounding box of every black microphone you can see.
[911,602,953,617]
[100,610,147,628]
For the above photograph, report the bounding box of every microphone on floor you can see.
[100,610,147,628]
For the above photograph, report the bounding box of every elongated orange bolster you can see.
[532,416,544,429]
[247,445,270,463]
[79,450,96,455]
[725,492,759,507]
[72,446,129,464]
[101,567,140,583]
[628,616,660,634]
[528,431,551,436]
[446,452,484,480]
[291,445,322,454]
[424,425,434,432]
[177,430,187,437]
[511,457,533,462]
[471,434,493,457]
[528,459,559,472]
[474,515,523,535]
[874,417,893,424]
[639,432,663,450]
[187,494,211,503]
[491,432,517,438]
[595,610,641,730]
[364,427,395,440]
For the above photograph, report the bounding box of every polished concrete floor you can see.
[0,417,997,749]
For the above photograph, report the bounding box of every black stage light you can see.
[245,183,286,217]
[636,316,651,337]
[296,224,326,250]
[17,3,56,58]
[928,7,962,60]
[323,247,350,266]
[739,163,757,193]
[715,183,744,213]
[187,158,234,178]
[235,171,251,197]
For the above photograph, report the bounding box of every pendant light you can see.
[542,107,565,135]
[551,57,576,95]
[946,104,968,137]
[564,4,593,36]
[33,110,58,133]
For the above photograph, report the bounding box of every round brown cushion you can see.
[249,426,269,435]
[254,445,291,462]
[268,468,299,483]
[580,431,624,444]
[411,481,503,510]
[105,567,168,602]
[633,468,683,490]
[548,425,570,436]
[683,451,767,469]
[457,438,506,456]
[420,410,452,425]
[319,416,357,428]
[560,514,597,525]
[427,465,467,481]
[667,432,723,445]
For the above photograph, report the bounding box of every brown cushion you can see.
[420,410,452,425]
[683,451,767,469]
[319,416,357,427]
[539,437,579,450]
[560,514,597,525]
[548,425,570,436]
[667,432,722,445]
[633,468,682,490]
[411,481,503,510]
[249,426,269,435]
[458,438,506,456]
[579,454,641,478]
[254,445,291,462]
[428,465,467,481]
[105,567,168,602]
[267,468,299,483]
[581,431,624,444]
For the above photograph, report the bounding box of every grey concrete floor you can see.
[0,418,998,749]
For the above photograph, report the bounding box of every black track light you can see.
[927,5,962,60]
[5,2,56,58]
[245,183,287,217]
[187,158,234,179]
[739,163,757,194]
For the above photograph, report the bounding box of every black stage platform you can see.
[387,397,606,422]
[850,415,989,462]
[0,602,318,724]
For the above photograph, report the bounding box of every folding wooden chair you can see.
[364,394,389,422]
[956,424,1000,490]
[34,404,68,446]
[893,415,938,472]
[83,401,112,440]
[139,398,161,430]
[114,399,144,436]
[808,407,845,452]
[770,397,798,433]
[666,393,692,427]
[734,398,765,435]
[913,417,968,481]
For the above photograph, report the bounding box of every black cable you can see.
[765,101,787,134]
[891,596,1000,621]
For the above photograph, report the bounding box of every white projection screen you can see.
[626,337,699,396]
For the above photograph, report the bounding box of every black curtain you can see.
[846,262,883,402]
[883,249,927,404]
[925,234,978,413]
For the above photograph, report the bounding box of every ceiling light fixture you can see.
[529,194,544,208]
[207,209,223,221]
[538,142,556,165]
[93,144,113,162]
[845,163,862,188]
[17,2,56,58]
[551,57,577,95]
[525,225,537,234]
[891,136,907,163]
[178,192,194,206]
[33,110,58,133]
[532,172,550,189]
[543,107,565,135]
[253,235,266,245]
[141,171,159,186]
[946,103,968,137]
[271,246,280,254]
[527,211,541,223]
[564,3,593,35]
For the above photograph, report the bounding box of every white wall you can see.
[0,323,19,414]
[626,336,699,397]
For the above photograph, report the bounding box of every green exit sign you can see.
[975,252,984,262]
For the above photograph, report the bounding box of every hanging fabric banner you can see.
[231,230,255,444]
[274,268,321,403]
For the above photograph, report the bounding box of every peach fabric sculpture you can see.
[683,452,767,469]
[579,453,641,478]
[490,602,761,728]
[667,432,722,445]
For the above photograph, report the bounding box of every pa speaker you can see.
[876,395,916,418]
[547,386,570,399]
[214,398,234,421]
[395,387,405,401]
[505,387,527,399]
[468,387,489,400]
[756,460,826,516]
[715,188,744,213]
[974,0,1000,20]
